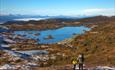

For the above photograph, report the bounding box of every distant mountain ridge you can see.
[0,15,91,24]
[0,15,49,23]
[2,15,114,25]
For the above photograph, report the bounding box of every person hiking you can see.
[72,58,78,70]
[77,53,84,70]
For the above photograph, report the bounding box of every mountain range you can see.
[0,14,92,24]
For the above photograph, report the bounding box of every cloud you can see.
[82,8,115,16]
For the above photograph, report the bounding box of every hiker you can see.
[77,53,84,70]
[72,58,78,70]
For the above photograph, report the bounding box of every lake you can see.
[17,50,48,55]
[14,26,90,44]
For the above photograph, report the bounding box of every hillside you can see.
[31,16,115,69]
[70,16,115,66]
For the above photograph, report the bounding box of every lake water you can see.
[17,50,48,55]
[14,26,90,44]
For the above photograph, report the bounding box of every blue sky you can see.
[0,0,115,16]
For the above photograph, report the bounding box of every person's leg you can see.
[79,64,81,70]
[73,64,76,70]
[79,64,83,70]
[81,64,83,70]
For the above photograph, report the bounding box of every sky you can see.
[0,0,115,16]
